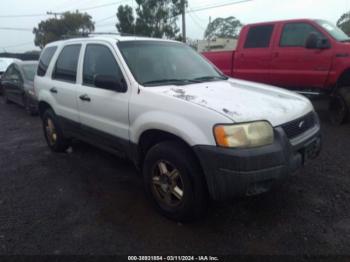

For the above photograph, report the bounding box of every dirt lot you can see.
[0,97,350,256]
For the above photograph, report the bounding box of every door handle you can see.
[79,94,91,102]
[50,87,58,94]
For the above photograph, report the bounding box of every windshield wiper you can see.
[192,75,228,82]
[142,79,200,86]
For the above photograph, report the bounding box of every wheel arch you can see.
[38,101,54,118]
[134,129,205,179]
[336,68,350,91]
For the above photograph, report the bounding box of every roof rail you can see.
[61,34,89,39]
[60,32,149,40]
[89,32,145,37]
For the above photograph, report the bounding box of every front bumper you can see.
[193,121,321,200]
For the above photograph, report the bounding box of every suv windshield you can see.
[117,41,226,86]
[315,20,350,42]
[22,64,38,81]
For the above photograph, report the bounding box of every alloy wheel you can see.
[151,160,185,207]
[45,118,57,146]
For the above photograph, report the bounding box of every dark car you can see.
[1,61,38,115]
[0,58,17,94]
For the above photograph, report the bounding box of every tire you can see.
[42,109,69,152]
[329,87,350,125]
[143,141,208,222]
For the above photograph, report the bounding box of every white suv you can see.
[35,35,321,221]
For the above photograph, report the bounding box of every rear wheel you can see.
[143,141,208,222]
[42,109,69,152]
[329,87,350,125]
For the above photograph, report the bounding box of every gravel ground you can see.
[0,97,350,256]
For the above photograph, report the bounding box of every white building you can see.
[197,38,237,52]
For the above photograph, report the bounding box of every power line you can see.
[1,41,34,49]
[189,0,253,14]
[95,22,116,27]
[77,0,129,12]
[0,0,130,19]
[0,27,33,32]
[95,15,116,24]
[0,13,46,18]
[188,12,207,31]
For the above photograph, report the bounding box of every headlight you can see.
[214,121,274,148]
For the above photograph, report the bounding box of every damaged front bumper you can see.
[193,122,321,200]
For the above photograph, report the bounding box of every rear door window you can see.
[244,25,274,48]
[53,44,81,83]
[37,46,57,76]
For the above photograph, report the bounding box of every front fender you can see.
[130,111,214,146]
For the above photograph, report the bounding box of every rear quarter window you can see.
[37,46,57,76]
[244,25,274,48]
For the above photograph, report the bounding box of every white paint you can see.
[36,36,315,148]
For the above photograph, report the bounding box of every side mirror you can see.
[94,75,127,93]
[305,33,330,49]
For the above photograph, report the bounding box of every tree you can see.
[116,0,184,38]
[204,16,242,40]
[33,11,95,48]
[337,11,350,36]
[116,5,135,35]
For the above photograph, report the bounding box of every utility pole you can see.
[207,16,211,51]
[46,11,64,19]
[181,0,186,43]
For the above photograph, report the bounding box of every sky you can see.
[0,0,349,52]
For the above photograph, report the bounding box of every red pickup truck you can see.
[203,19,350,125]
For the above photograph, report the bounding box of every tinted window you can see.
[244,25,274,48]
[37,46,57,76]
[53,45,81,82]
[280,23,323,47]
[83,44,123,87]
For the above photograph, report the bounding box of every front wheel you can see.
[143,141,208,222]
[329,87,350,125]
[42,109,69,152]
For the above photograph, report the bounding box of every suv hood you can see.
[151,78,313,127]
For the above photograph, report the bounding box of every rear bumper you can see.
[193,121,321,200]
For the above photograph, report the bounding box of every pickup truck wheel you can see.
[329,87,350,125]
[143,141,208,222]
[42,109,69,152]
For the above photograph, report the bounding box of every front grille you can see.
[281,112,316,139]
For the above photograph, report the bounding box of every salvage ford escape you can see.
[34,36,321,222]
